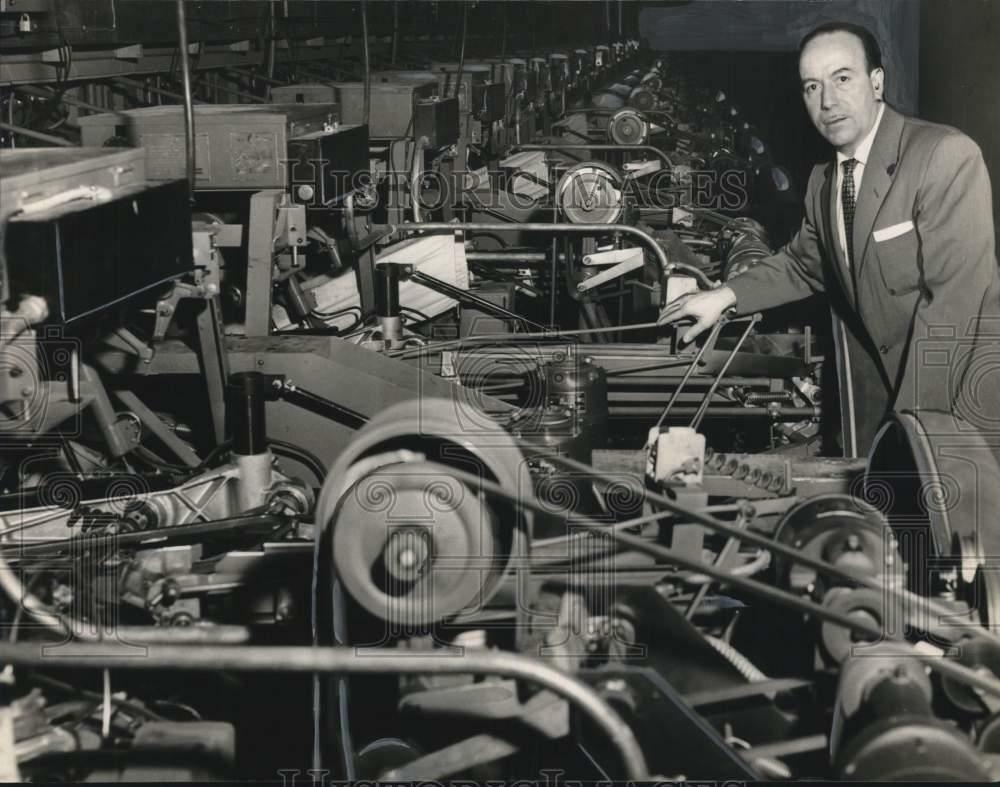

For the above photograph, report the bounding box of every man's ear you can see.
[870,67,885,99]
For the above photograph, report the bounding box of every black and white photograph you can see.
[0,0,998,782]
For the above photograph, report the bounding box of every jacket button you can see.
[879,344,889,354]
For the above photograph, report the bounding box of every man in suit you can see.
[659,22,1000,457]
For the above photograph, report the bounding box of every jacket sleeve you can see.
[726,165,828,314]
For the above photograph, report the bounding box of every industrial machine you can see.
[2,2,999,784]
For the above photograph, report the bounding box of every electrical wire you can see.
[399,306,432,324]
[27,673,163,721]
[268,439,326,486]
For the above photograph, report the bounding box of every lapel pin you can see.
[887,162,896,176]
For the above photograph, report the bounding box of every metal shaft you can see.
[0,642,649,780]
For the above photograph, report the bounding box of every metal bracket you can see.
[577,258,645,293]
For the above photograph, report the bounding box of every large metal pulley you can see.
[554,161,627,225]
[772,493,900,598]
[607,108,650,146]
[316,397,531,627]
[866,410,1000,559]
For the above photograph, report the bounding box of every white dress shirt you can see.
[835,102,885,264]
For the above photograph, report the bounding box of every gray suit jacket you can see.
[727,105,1000,456]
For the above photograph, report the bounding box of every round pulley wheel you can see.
[819,587,889,665]
[607,109,649,146]
[939,633,1000,714]
[332,461,501,625]
[773,494,900,597]
[315,397,531,627]
[867,410,1000,559]
[628,87,657,112]
[554,161,626,224]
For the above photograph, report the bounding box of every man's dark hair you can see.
[799,22,883,73]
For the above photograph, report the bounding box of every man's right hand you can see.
[657,286,738,344]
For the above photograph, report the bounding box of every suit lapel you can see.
[852,105,905,277]
[822,161,856,308]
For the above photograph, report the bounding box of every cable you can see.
[268,439,327,486]
[27,673,163,721]
[399,306,432,324]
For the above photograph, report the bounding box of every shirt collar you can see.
[836,102,885,167]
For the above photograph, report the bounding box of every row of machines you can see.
[3,24,1000,785]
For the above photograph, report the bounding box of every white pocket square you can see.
[873,221,914,242]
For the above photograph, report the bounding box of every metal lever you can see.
[689,313,762,431]
[655,314,728,429]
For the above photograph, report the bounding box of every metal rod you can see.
[609,406,817,420]
[110,76,202,104]
[690,314,759,431]
[227,66,289,87]
[0,642,649,780]
[655,318,725,428]
[0,121,74,147]
[421,460,1000,702]
[14,85,104,114]
[175,0,196,203]
[388,321,661,361]
[511,143,673,171]
[550,237,558,325]
[401,222,669,274]
[391,0,399,65]
[466,252,549,263]
[548,451,1000,656]
[409,270,546,331]
[360,0,371,127]
[454,1,468,100]
[279,382,369,430]
[194,75,267,103]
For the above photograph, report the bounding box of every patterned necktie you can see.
[841,158,858,267]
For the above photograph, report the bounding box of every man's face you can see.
[799,31,884,155]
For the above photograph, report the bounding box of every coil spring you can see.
[743,392,793,405]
